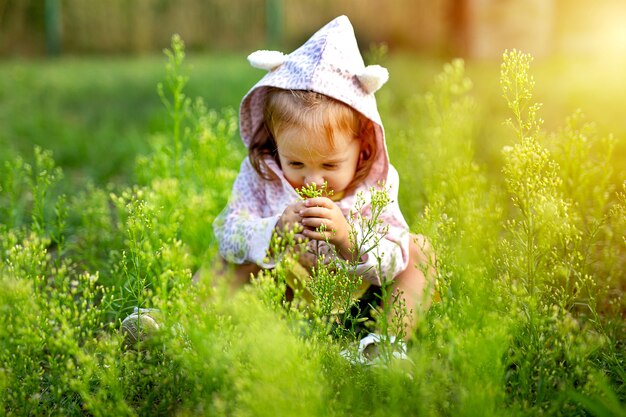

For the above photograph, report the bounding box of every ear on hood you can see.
[356,65,389,94]
[247,50,286,71]
[247,49,388,94]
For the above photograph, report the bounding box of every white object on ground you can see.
[340,333,408,365]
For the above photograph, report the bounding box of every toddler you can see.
[213,16,435,358]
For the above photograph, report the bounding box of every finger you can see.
[303,227,336,241]
[301,217,326,229]
[292,201,306,212]
[281,220,303,234]
[302,228,320,241]
[294,233,307,244]
[300,206,331,219]
[303,197,333,208]
[284,202,303,217]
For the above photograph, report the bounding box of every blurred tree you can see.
[45,0,61,55]
[0,0,46,55]
[448,0,469,56]
[266,0,283,48]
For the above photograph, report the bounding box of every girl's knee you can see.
[409,233,435,266]
[228,262,261,287]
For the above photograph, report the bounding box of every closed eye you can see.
[288,161,304,168]
[323,163,338,169]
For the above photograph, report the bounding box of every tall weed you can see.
[498,50,624,414]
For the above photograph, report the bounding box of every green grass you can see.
[0,40,624,416]
[0,53,258,187]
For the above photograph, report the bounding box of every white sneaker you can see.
[340,333,409,366]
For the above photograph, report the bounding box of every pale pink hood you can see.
[239,15,389,187]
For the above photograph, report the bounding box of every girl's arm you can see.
[212,158,281,267]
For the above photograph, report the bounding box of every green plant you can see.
[498,50,624,414]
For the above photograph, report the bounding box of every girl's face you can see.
[275,125,361,198]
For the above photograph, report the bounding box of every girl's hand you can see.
[276,201,305,235]
[299,197,356,261]
[297,250,317,270]
[275,202,316,270]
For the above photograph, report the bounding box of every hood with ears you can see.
[239,15,390,186]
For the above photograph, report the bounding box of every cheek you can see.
[344,156,360,179]
[333,167,355,187]
[282,168,302,188]
[278,156,299,186]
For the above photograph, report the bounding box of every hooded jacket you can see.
[213,15,409,286]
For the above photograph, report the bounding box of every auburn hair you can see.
[248,88,376,193]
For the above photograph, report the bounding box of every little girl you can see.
[213,15,435,351]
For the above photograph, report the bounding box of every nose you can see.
[304,173,324,187]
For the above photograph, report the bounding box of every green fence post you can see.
[266,0,283,48]
[45,0,62,56]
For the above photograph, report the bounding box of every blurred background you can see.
[2,0,626,58]
[0,0,625,188]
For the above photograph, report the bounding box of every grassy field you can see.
[0,40,624,416]
[0,53,259,187]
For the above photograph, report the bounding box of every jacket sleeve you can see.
[352,166,410,286]
[213,158,281,267]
